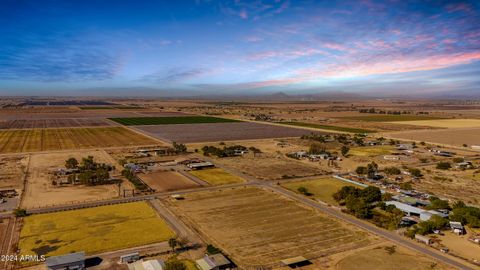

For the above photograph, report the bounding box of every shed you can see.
[420,210,449,221]
[280,256,312,268]
[449,221,466,235]
[45,251,85,270]
[120,252,140,263]
[196,254,232,270]
[415,234,432,245]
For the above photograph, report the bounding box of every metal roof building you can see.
[45,251,85,270]
[196,254,232,270]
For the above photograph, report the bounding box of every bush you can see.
[436,162,451,170]
[356,166,368,175]
[13,208,28,217]
[384,166,401,175]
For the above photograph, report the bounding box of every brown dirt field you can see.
[213,154,324,180]
[138,170,199,192]
[166,187,374,268]
[0,110,142,120]
[436,230,480,264]
[326,243,450,270]
[135,122,327,143]
[0,127,158,154]
[21,150,133,209]
[383,128,480,147]
[0,155,28,189]
[0,118,112,129]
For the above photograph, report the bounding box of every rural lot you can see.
[167,187,373,268]
[138,170,200,192]
[0,127,158,153]
[18,202,174,257]
[21,150,130,208]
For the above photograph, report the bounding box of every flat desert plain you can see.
[384,128,480,147]
[135,122,325,143]
[21,150,132,208]
[166,187,374,268]
[388,118,480,128]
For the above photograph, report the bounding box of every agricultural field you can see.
[21,150,132,208]
[213,154,323,180]
[188,168,244,185]
[389,118,480,128]
[136,122,325,143]
[330,244,449,270]
[277,121,375,133]
[0,127,158,153]
[18,202,175,257]
[0,118,112,129]
[138,170,200,191]
[348,145,394,157]
[109,116,240,126]
[384,128,480,147]
[0,155,28,189]
[282,177,365,205]
[338,115,444,122]
[167,187,373,268]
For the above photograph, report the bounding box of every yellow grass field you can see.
[282,177,364,205]
[389,119,480,128]
[349,146,393,157]
[0,127,158,153]
[189,168,245,185]
[19,202,175,257]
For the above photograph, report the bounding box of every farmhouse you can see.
[449,221,466,235]
[385,201,447,221]
[45,251,85,270]
[196,254,232,270]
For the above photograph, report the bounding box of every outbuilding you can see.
[196,254,232,270]
[45,251,85,270]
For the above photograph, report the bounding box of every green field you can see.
[189,168,245,185]
[282,177,364,205]
[109,116,240,126]
[349,145,393,157]
[277,121,375,133]
[19,202,175,257]
[338,115,444,122]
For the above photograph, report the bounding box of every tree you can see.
[399,182,413,190]
[206,244,222,255]
[341,146,350,157]
[384,166,401,175]
[297,187,312,196]
[452,201,466,209]
[428,196,450,210]
[65,157,79,169]
[345,196,372,219]
[367,161,378,179]
[361,186,381,203]
[172,142,187,153]
[13,208,28,217]
[333,186,361,202]
[408,168,422,177]
[453,157,464,163]
[308,142,326,154]
[356,166,368,175]
[168,238,178,252]
[436,162,451,170]
[165,258,186,270]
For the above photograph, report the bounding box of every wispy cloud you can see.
[140,67,211,83]
[0,32,122,82]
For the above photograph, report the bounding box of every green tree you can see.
[341,145,350,157]
[65,157,79,169]
[297,187,312,196]
[172,142,187,153]
[384,166,401,175]
[361,186,381,203]
[436,162,451,170]
[367,161,378,178]
[13,208,28,217]
[356,166,368,175]
[408,168,423,177]
[168,238,178,252]
[165,258,186,270]
[308,142,326,154]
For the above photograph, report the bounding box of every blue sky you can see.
[0,0,479,96]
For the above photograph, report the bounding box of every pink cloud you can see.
[239,9,248,19]
[446,3,473,14]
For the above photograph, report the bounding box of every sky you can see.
[0,0,479,97]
